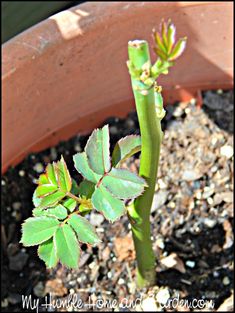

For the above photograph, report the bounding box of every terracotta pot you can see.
[2,2,233,173]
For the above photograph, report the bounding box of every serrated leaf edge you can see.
[37,238,58,269]
[85,125,111,175]
[54,225,80,269]
[112,134,141,167]
[68,214,102,245]
[20,217,60,247]
[91,186,126,223]
[102,168,148,200]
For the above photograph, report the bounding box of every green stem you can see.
[127,40,163,287]
[67,192,92,208]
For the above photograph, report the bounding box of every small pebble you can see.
[190,98,196,105]
[33,281,46,297]
[142,296,159,311]
[156,288,170,305]
[158,178,167,189]
[12,202,21,210]
[185,260,196,268]
[222,277,230,286]
[109,126,119,135]
[125,118,135,128]
[118,278,125,285]
[211,165,218,173]
[33,162,44,173]
[74,143,82,152]
[220,145,233,159]
[1,299,8,308]
[107,272,113,279]
[89,213,104,226]
[18,170,25,177]
[173,106,184,117]
[185,107,191,114]
[156,237,165,249]
[213,271,220,278]
[50,147,57,160]
[207,197,213,205]
[204,218,216,228]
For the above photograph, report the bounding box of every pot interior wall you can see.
[2,2,233,173]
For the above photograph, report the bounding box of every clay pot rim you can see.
[2,1,223,78]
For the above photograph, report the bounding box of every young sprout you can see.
[153,19,187,62]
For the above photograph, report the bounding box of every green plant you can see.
[20,20,186,287]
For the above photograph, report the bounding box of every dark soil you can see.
[1,90,234,312]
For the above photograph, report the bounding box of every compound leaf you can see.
[85,125,111,175]
[38,238,58,268]
[68,214,101,245]
[91,185,126,222]
[20,217,59,246]
[73,152,101,183]
[112,135,141,167]
[54,224,80,269]
[102,168,147,199]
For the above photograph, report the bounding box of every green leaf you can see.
[54,156,72,192]
[33,205,68,220]
[85,125,111,175]
[112,135,141,167]
[71,179,79,195]
[46,163,57,185]
[78,180,95,199]
[68,214,101,245]
[48,205,68,219]
[78,204,92,214]
[102,168,147,199]
[91,185,126,222]
[38,238,58,268]
[63,198,77,212]
[154,31,168,54]
[167,23,176,54]
[32,207,44,217]
[54,224,80,269]
[73,152,101,183]
[35,185,58,198]
[39,191,66,208]
[154,47,168,61]
[33,189,42,207]
[169,37,187,61]
[161,20,169,49]
[20,217,59,246]
[38,174,49,185]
